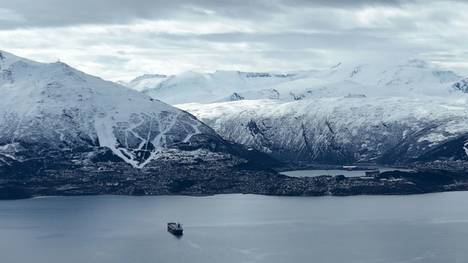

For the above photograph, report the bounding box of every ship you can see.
[167,222,183,236]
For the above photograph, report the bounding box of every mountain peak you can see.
[0,50,39,70]
[0,51,251,169]
[130,73,168,83]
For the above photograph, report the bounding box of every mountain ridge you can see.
[0,51,276,170]
[124,58,468,166]
[2,51,468,199]
[124,59,465,105]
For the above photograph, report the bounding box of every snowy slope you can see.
[0,51,243,169]
[167,59,468,164]
[180,96,468,163]
[130,70,304,104]
[125,60,463,104]
[124,74,169,92]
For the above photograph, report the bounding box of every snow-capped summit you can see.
[0,51,259,169]
[132,73,168,82]
[0,50,38,70]
[253,58,463,100]
[126,59,464,105]
[125,73,169,92]
[312,59,461,96]
[168,59,468,165]
[125,70,302,104]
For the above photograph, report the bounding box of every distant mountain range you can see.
[124,59,468,165]
[1,50,468,199]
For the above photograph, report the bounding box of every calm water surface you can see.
[281,167,414,177]
[1,193,468,263]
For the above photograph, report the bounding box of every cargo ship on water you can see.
[167,222,183,236]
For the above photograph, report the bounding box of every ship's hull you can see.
[168,228,183,236]
[167,223,183,236]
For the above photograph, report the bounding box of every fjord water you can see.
[1,193,468,263]
[281,167,415,177]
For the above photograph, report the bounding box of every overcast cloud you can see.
[0,0,467,80]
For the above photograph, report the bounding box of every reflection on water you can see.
[281,167,414,177]
[0,192,467,263]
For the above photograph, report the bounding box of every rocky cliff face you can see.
[453,78,468,93]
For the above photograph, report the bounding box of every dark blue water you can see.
[1,193,468,263]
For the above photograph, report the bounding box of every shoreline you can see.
[1,190,464,202]
[1,168,468,200]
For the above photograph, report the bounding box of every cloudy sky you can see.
[0,0,467,81]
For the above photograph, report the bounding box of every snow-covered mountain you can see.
[128,70,302,104]
[181,97,468,164]
[123,74,169,92]
[125,59,463,104]
[128,59,468,165]
[0,51,269,171]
